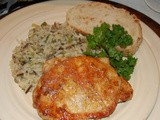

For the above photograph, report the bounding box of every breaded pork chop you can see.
[33,56,133,120]
[43,57,133,102]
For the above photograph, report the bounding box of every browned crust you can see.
[33,56,123,119]
[33,56,133,120]
[118,77,133,102]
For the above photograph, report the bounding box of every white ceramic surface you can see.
[145,0,160,13]
[0,1,160,120]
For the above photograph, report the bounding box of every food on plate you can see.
[33,56,133,119]
[66,2,143,56]
[10,20,137,93]
[10,22,87,92]
[10,2,142,94]
[9,1,143,119]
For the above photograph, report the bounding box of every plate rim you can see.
[0,1,160,120]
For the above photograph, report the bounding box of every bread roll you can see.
[66,2,143,56]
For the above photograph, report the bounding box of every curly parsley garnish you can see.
[83,23,137,80]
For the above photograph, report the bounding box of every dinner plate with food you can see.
[0,0,160,120]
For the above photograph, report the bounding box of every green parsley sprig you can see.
[83,23,137,80]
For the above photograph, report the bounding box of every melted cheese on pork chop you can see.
[33,56,132,120]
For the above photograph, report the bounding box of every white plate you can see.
[0,1,160,120]
[145,0,160,13]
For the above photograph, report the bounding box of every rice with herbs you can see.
[10,22,87,93]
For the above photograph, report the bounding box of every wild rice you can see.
[10,22,87,93]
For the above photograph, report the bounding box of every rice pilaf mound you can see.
[10,22,87,93]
